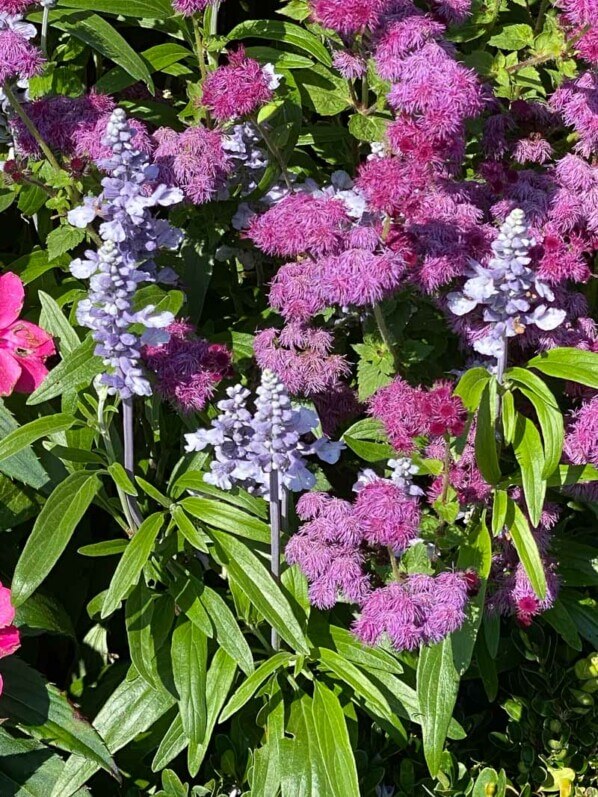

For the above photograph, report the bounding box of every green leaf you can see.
[0,401,48,489]
[0,413,76,464]
[45,225,86,261]
[12,471,101,605]
[501,389,516,445]
[51,668,175,797]
[58,0,173,18]
[475,381,501,484]
[311,682,360,797]
[528,347,598,389]
[108,463,137,496]
[280,692,326,796]
[417,637,460,777]
[15,589,75,638]
[96,42,193,93]
[208,529,310,654]
[171,618,207,744]
[227,19,331,65]
[509,367,564,477]
[552,540,598,587]
[508,499,547,599]
[488,23,534,50]
[198,585,254,675]
[173,473,267,517]
[343,435,395,462]
[0,728,90,797]
[318,648,390,717]
[101,513,164,618]
[0,658,117,777]
[295,64,352,115]
[78,540,128,557]
[492,490,508,537]
[219,652,292,722]
[169,574,212,637]
[0,474,41,531]
[512,414,546,528]
[172,506,210,554]
[181,497,269,543]
[126,581,159,688]
[348,113,390,142]
[543,601,582,651]
[51,13,154,89]
[455,367,491,411]
[27,336,103,405]
[38,291,80,355]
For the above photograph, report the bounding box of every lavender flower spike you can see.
[447,208,566,365]
[68,108,184,397]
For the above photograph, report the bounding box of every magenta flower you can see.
[0,27,43,85]
[0,0,36,13]
[332,51,367,79]
[369,377,426,452]
[308,0,392,35]
[551,71,598,158]
[172,0,224,15]
[0,581,20,695]
[564,396,598,465]
[354,480,421,553]
[142,320,232,413]
[153,126,233,204]
[0,273,55,396]
[421,381,467,437]
[200,48,277,122]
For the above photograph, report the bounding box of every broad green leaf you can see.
[308,617,402,674]
[28,337,103,405]
[318,648,389,717]
[417,637,460,777]
[15,589,75,638]
[455,367,491,411]
[488,23,534,49]
[475,382,501,484]
[208,529,310,654]
[96,43,193,93]
[12,471,101,605]
[492,489,508,537]
[252,683,284,797]
[101,513,164,618]
[58,0,173,17]
[546,463,598,487]
[343,435,395,462]
[196,583,254,674]
[45,225,86,262]
[0,728,90,797]
[125,581,163,688]
[0,413,76,463]
[227,20,331,65]
[513,414,546,528]
[543,601,582,651]
[51,668,175,797]
[296,64,352,115]
[552,540,598,587]
[246,46,313,69]
[151,713,186,773]
[171,618,207,744]
[0,401,48,489]
[169,574,213,637]
[38,292,81,355]
[561,594,598,647]
[528,347,598,389]
[0,474,41,531]
[219,652,292,722]
[508,499,547,599]
[51,13,154,89]
[311,682,360,797]
[280,692,325,797]
[348,113,390,142]
[0,658,117,777]
[181,497,269,542]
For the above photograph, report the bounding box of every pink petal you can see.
[3,320,55,358]
[0,585,15,628]
[13,356,49,393]
[0,348,22,396]
[0,626,20,658]
[0,272,25,330]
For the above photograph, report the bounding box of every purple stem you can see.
[269,469,281,651]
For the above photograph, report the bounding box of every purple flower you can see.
[0,15,43,85]
[172,0,223,15]
[354,479,421,554]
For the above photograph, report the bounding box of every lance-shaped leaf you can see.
[513,414,546,528]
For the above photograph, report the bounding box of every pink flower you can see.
[369,377,426,452]
[354,479,421,553]
[551,71,598,158]
[0,27,44,85]
[0,273,55,396]
[332,51,367,78]
[172,0,223,15]
[309,0,392,35]
[142,320,232,412]
[0,0,36,13]
[0,581,20,695]
[564,395,598,465]
[421,380,467,437]
[200,48,275,122]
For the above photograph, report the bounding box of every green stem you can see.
[192,17,207,80]
[373,303,399,370]
[3,83,61,172]
[506,24,590,73]
[254,118,293,192]
[533,0,549,34]
[97,392,136,536]
[388,547,402,582]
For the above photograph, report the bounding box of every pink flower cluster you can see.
[200,47,276,122]
[556,0,598,64]
[0,581,20,695]
[0,273,54,396]
[142,320,232,413]
[0,12,44,86]
[172,0,224,15]
[369,377,466,452]
[309,0,393,35]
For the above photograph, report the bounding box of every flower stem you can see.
[533,0,549,34]
[3,82,61,172]
[97,391,136,536]
[388,547,401,582]
[123,397,143,531]
[41,4,51,57]
[269,469,281,651]
[192,17,207,80]
[373,302,400,370]
[254,118,293,192]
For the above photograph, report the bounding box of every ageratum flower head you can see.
[68,108,183,397]
[447,208,566,358]
[308,0,392,35]
[0,11,43,85]
[172,0,224,15]
[184,369,343,496]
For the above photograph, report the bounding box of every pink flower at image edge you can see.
[0,272,55,396]
[0,581,21,696]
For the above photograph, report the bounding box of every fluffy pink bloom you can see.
[356,155,429,214]
[0,581,20,695]
[369,377,426,452]
[0,28,43,85]
[352,572,470,651]
[333,51,367,78]
[564,396,598,465]
[374,12,445,80]
[269,261,327,321]
[0,273,55,396]
[254,323,350,396]
[248,194,350,257]
[172,0,222,15]
[556,0,598,63]
[200,48,274,122]
[421,380,467,437]
[354,480,421,553]
[512,134,553,164]
[551,71,598,157]
[536,229,592,284]
[0,0,36,11]
[142,321,232,412]
[431,0,471,23]
[309,0,392,34]
[427,428,492,506]
[152,126,233,204]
